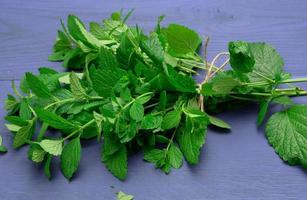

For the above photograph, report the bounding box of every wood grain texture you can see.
[1,0,307,199]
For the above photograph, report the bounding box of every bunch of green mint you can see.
[4,10,307,181]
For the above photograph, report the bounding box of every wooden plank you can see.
[1,82,307,199]
[0,0,307,80]
[1,0,307,199]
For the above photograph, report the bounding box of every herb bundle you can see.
[4,11,307,181]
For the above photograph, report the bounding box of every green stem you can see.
[153,107,173,115]
[253,71,275,83]
[44,98,75,109]
[229,95,260,102]
[275,89,307,96]
[165,127,178,153]
[37,123,48,141]
[122,92,154,111]
[144,102,159,109]
[281,77,307,84]
[243,77,307,87]
[62,119,95,141]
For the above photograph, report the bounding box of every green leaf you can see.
[266,105,307,167]
[89,22,109,40]
[177,111,208,164]
[96,47,118,69]
[257,100,270,126]
[19,99,32,120]
[5,94,19,112]
[136,93,153,104]
[183,107,207,119]
[102,146,127,180]
[161,110,182,130]
[61,137,81,180]
[44,154,52,180]
[272,96,294,105]
[201,72,240,96]
[0,135,8,153]
[28,144,46,163]
[39,139,63,156]
[13,120,35,148]
[5,116,28,126]
[117,191,134,200]
[208,115,231,129]
[0,145,8,153]
[247,42,284,82]
[5,124,21,132]
[140,32,164,65]
[20,75,30,94]
[144,147,180,173]
[91,66,127,97]
[155,135,170,144]
[26,73,52,98]
[39,67,59,75]
[67,14,101,49]
[35,108,77,132]
[129,101,144,122]
[168,144,183,169]
[141,114,163,130]
[228,41,255,73]
[52,30,72,53]
[93,111,103,140]
[144,149,164,163]
[167,66,196,93]
[118,121,138,143]
[70,72,87,100]
[163,24,201,56]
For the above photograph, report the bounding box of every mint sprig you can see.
[3,10,307,181]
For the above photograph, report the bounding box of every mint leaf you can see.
[208,115,231,129]
[61,137,81,180]
[177,109,208,164]
[141,114,163,130]
[70,72,87,100]
[91,66,127,97]
[44,154,52,180]
[28,144,46,163]
[247,42,284,82]
[26,72,52,98]
[96,47,118,69]
[201,72,241,96]
[168,144,183,169]
[67,14,100,49]
[102,146,127,180]
[0,135,8,153]
[19,99,32,120]
[117,191,134,200]
[229,41,255,73]
[272,96,293,105]
[140,32,164,65]
[13,120,35,148]
[161,110,182,130]
[93,111,103,140]
[163,24,201,56]
[5,124,21,132]
[89,22,109,40]
[257,100,270,125]
[266,105,307,167]
[39,139,63,156]
[5,94,19,113]
[167,66,196,93]
[35,108,77,132]
[129,100,144,122]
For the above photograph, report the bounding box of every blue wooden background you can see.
[1,0,307,199]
